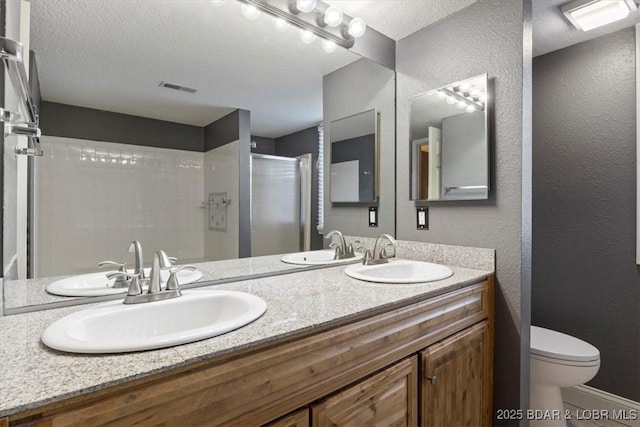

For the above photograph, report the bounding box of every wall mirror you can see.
[409,73,489,201]
[2,0,396,313]
[329,109,378,203]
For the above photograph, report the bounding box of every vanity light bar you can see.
[237,0,356,48]
[561,0,637,31]
[440,88,485,112]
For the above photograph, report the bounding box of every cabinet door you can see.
[312,356,418,427]
[421,321,492,427]
[265,408,309,427]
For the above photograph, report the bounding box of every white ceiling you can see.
[533,0,640,57]
[29,0,476,139]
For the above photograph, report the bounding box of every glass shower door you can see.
[250,154,311,257]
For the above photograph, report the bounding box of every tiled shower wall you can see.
[35,136,205,277]
[204,142,240,261]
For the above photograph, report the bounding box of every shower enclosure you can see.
[250,153,312,257]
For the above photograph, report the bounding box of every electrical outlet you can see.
[417,207,428,230]
[369,207,378,227]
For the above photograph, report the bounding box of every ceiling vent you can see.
[159,81,197,94]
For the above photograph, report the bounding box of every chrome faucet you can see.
[363,234,398,265]
[109,250,193,304]
[325,230,359,260]
[128,240,145,279]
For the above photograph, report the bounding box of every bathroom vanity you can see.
[0,253,494,426]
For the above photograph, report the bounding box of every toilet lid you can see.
[531,326,600,363]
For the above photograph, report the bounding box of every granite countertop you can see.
[3,253,310,311]
[0,261,492,418]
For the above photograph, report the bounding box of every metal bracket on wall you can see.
[203,192,231,232]
[0,37,43,157]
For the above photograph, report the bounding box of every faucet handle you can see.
[99,261,128,286]
[166,265,196,291]
[106,271,142,294]
[168,256,178,265]
[98,260,126,272]
[381,243,397,259]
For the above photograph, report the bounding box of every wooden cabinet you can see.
[420,321,492,427]
[6,279,493,427]
[312,357,418,427]
[265,408,310,427]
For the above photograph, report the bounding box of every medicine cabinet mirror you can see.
[409,74,489,201]
[329,109,378,203]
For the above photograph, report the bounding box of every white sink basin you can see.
[281,249,364,265]
[344,259,454,284]
[41,290,267,353]
[46,267,203,297]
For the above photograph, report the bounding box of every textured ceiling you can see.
[533,0,640,57]
[30,0,360,138]
[30,0,479,138]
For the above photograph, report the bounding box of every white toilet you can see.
[530,326,600,427]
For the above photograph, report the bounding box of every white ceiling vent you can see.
[159,81,197,94]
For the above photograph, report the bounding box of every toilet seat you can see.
[531,326,600,365]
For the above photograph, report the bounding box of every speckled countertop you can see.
[0,260,492,418]
[3,253,312,311]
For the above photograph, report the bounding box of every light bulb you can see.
[436,91,447,99]
[322,39,337,53]
[324,6,343,27]
[459,82,471,92]
[295,0,316,13]
[465,105,476,113]
[456,100,466,109]
[347,17,366,38]
[469,87,481,97]
[241,4,261,20]
[479,93,488,103]
[446,96,457,105]
[299,29,316,44]
[273,16,287,31]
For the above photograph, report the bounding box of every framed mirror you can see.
[329,109,378,203]
[409,74,489,201]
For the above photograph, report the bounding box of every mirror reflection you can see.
[409,74,489,201]
[3,0,396,313]
[329,109,377,203]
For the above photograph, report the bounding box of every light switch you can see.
[369,207,378,227]
[417,207,428,230]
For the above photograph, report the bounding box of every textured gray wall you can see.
[250,135,275,155]
[532,28,639,401]
[323,58,395,239]
[396,0,527,418]
[274,126,322,250]
[204,110,240,152]
[41,102,204,152]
